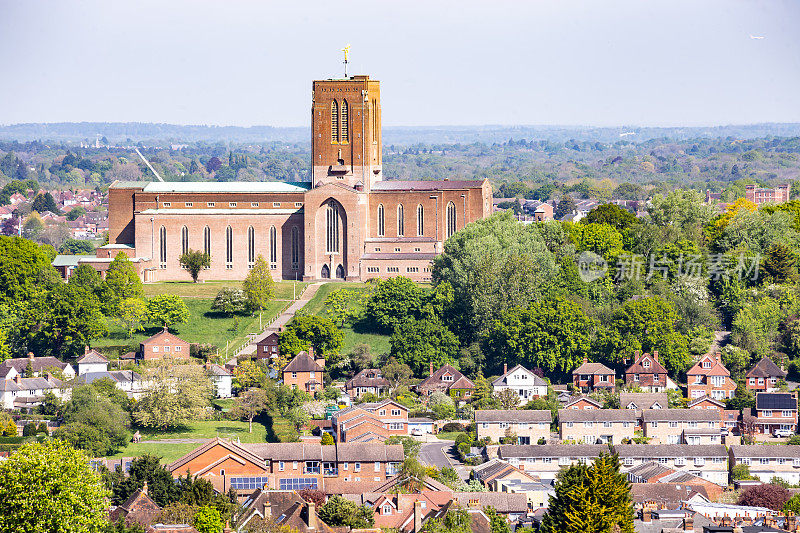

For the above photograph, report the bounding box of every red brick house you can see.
[415,364,475,403]
[253,330,280,361]
[746,356,787,393]
[139,327,190,361]
[282,349,325,394]
[345,368,390,399]
[624,351,676,392]
[564,396,602,410]
[572,358,615,393]
[686,353,736,401]
[330,399,409,442]
[745,392,798,436]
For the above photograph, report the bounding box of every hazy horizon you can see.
[2,0,799,128]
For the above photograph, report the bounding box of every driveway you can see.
[418,440,469,481]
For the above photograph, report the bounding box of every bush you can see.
[22,422,37,437]
[732,463,757,481]
[321,433,334,445]
[737,484,790,510]
[454,433,473,447]
[441,422,466,433]
[36,422,48,434]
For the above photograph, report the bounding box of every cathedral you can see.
[102,73,492,282]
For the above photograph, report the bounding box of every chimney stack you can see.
[582,356,588,365]
[682,515,693,531]
[142,480,148,495]
[634,350,640,361]
[642,509,651,523]
[716,351,722,363]
[429,362,434,377]
[503,363,508,375]
[307,501,317,531]
[414,500,423,532]
[14,374,21,385]
[27,352,34,361]
[85,346,90,355]
[653,351,659,362]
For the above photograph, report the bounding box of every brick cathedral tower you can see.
[311,75,382,191]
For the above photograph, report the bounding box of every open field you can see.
[94,298,285,356]
[109,442,201,463]
[135,420,268,443]
[143,280,308,300]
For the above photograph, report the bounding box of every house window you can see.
[764,410,773,417]
[584,422,593,428]
[391,409,401,416]
[185,202,193,207]
[417,204,424,236]
[669,421,678,428]
[251,202,259,207]
[377,204,385,237]
[203,226,211,262]
[382,505,392,515]
[702,360,712,368]
[354,463,361,472]
[229,202,237,207]
[446,201,456,238]
[292,372,297,378]
[643,360,650,368]
[164,346,170,352]
[374,462,380,472]
[783,411,793,417]
[159,226,167,268]
[397,204,404,236]
[327,202,340,253]
[270,225,277,267]
[291,226,299,269]
[174,346,181,352]
[273,202,280,208]
[152,346,159,352]
[367,267,379,273]
[207,202,215,207]
[162,202,171,207]
[651,421,658,427]
[279,461,284,471]
[247,226,255,267]
[225,226,233,269]
[295,202,303,208]
[181,225,188,256]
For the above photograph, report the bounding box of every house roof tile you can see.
[474,410,551,423]
[747,356,787,379]
[572,361,614,375]
[559,408,637,423]
[283,351,323,374]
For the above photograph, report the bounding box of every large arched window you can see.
[269,225,277,266]
[225,226,233,269]
[397,204,404,237]
[331,100,339,143]
[159,226,167,268]
[340,99,349,143]
[203,226,211,269]
[326,202,340,253]
[377,204,385,237]
[291,226,299,269]
[417,204,424,236]
[247,226,255,267]
[446,201,457,238]
[181,226,188,256]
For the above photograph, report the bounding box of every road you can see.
[418,440,469,481]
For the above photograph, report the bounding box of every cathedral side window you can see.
[446,201,456,238]
[326,202,340,254]
[225,226,233,269]
[203,226,211,269]
[331,100,339,143]
[291,226,299,270]
[159,226,167,269]
[340,99,349,143]
[269,225,278,269]
[417,204,424,236]
[377,204,385,237]
[397,204,404,237]
[247,226,255,268]
[181,225,189,256]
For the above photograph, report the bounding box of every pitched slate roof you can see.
[730,444,800,459]
[491,364,547,387]
[417,364,473,391]
[498,444,610,459]
[755,392,797,410]
[76,349,108,364]
[474,409,551,423]
[747,356,787,379]
[345,368,389,389]
[206,363,231,377]
[141,327,188,346]
[572,360,614,375]
[452,492,528,514]
[559,408,637,423]
[614,444,727,458]
[620,392,668,411]
[625,352,669,375]
[283,351,323,374]
[629,483,708,506]
[0,356,69,375]
[626,461,674,481]
[109,487,161,527]
[641,409,719,422]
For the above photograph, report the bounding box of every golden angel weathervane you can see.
[342,44,351,77]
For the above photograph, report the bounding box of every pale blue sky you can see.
[1,0,798,127]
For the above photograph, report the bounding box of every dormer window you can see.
[442,373,453,382]
[643,360,650,368]
[382,505,392,515]
[702,360,712,369]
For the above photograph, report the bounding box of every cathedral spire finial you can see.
[341,44,351,78]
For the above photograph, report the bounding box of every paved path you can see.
[237,282,325,356]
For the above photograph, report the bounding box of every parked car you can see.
[410,428,423,436]
[774,429,793,438]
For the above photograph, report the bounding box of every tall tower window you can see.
[331,100,339,143]
[291,226,299,269]
[247,226,255,268]
[203,226,211,269]
[446,201,457,238]
[417,204,424,236]
[340,99,349,143]
[269,225,277,268]
[377,204,385,237]
[397,204,404,237]
[225,226,233,269]
[326,202,340,253]
[159,226,167,269]
[181,226,188,256]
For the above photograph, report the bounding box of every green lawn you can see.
[341,326,391,355]
[94,298,285,356]
[303,282,373,316]
[135,420,267,443]
[143,281,308,300]
[109,442,201,463]
[267,413,299,443]
[436,431,466,441]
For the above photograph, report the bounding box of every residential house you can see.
[238,489,336,533]
[282,350,324,394]
[615,444,728,486]
[0,374,66,410]
[77,370,145,398]
[415,363,475,404]
[624,351,676,392]
[475,410,552,445]
[688,396,740,432]
[140,327,190,361]
[491,364,547,402]
[572,358,615,393]
[451,493,527,523]
[206,363,232,398]
[345,368,390,399]
[108,482,162,529]
[408,417,435,435]
[167,438,404,494]
[77,348,109,375]
[558,408,636,444]
[686,352,736,400]
[497,444,609,483]
[0,354,75,380]
[472,459,541,492]
[366,490,452,532]
[331,399,409,442]
[563,396,602,410]
[641,409,721,445]
[729,445,800,485]
[746,356,787,393]
[620,392,668,413]
[629,483,711,510]
[743,392,798,436]
[252,330,279,361]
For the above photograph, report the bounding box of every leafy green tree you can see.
[280,314,344,358]
[133,361,212,429]
[179,250,210,282]
[232,359,267,390]
[60,238,95,254]
[585,204,637,230]
[385,435,422,457]
[365,276,427,332]
[761,243,797,284]
[231,388,270,433]
[105,253,144,313]
[68,263,107,302]
[147,294,190,328]
[784,494,800,514]
[0,235,58,304]
[541,453,634,533]
[321,432,335,445]
[324,288,361,327]
[731,297,782,356]
[429,391,456,420]
[243,255,274,313]
[648,189,715,236]
[432,213,557,341]
[598,296,690,374]
[318,495,375,529]
[555,195,578,220]
[389,318,460,376]
[0,440,109,533]
[485,505,511,533]
[422,507,471,533]
[194,505,224,533]
[109,454,181,507]
[286,406,310,432]
[382,357,413,396]
[484,298,595,374]
[54,385,130,456]
[31,192,59,214]
[66,206,86,221]
[116,298,147,337]
[211,288,248,316]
